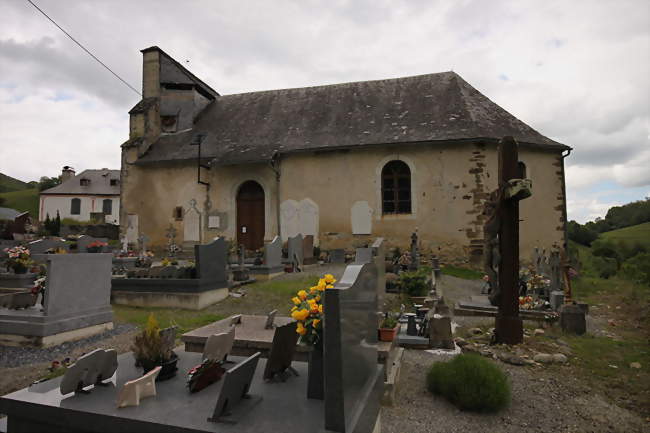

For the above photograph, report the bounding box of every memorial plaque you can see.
[116,366,161,408]
[203,325,236,362]
[263,322,299,381]
[264,310,277,329]
[60,349,117,395]
[207,352,262,423]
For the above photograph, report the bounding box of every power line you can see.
[26,0,141,97]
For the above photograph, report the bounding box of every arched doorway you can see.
[236,181,265,250]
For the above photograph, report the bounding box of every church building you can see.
[120,46,570,262]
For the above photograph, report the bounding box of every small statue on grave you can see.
[397,251,412,273]
[483,189,502,306]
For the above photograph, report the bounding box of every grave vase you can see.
[12,263,28,274]
[307,341,324,400]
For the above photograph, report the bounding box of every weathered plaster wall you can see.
[120,141,565,263]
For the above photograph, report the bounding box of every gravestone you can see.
[428,315,454,349]
[265,310,277,329]
[409,232,419,271]
[550,291,564,311]
[303,235,316,265]
[560,304,586,335]
[371,238,386,309]
[203,325,236,362]
[323,262,381,433]
[351,201,373,235]
[207,352,262,423]
[330,249,345,264]
[263,322,299,381]
[354,248,373,265]
[287,234,303,270]
[280,199,300,240]
[264,236,282,268]
[60,349,118,395]
[194,237,228,283]
[184,199,201,242]
[125,214,139,244]
[27,238,69,255]
[298,199,319,245]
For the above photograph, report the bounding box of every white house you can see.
[40,167,121,224]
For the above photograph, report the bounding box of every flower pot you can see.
[139,352,179,381]
[307,342,324,400]
[12,264,28,274]
[378,325,399,342]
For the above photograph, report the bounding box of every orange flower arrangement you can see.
[290,274,336,346]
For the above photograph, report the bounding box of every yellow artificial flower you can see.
[298,290,308,300]
[324,274,336,284]
[317,279,327,291]
[296,323,307,335]
[315,295,321,301]
[318,304,323,313]
[309,286,318,294]
[291,306,298,312]
[310,303,319,313]
[292,297,301,305]
[326,284,334,289]
[312,319,320,327]
[291,308,310,321]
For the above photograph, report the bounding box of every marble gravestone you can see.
[0,253,114,346]
[354,239,386,310]
[286,234,304,270]
[203,325,236,362]
[263,236,283,269]
[323,262,382,433]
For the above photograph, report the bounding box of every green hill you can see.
[0,173,31,193]
[0,188,39,218]
[600,222,650,249]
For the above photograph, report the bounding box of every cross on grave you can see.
[409,231,419,271]
[137,233,149,258]
[491,136,532,345]
[166,224,179,256]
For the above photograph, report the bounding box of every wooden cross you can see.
[494,137,532,345]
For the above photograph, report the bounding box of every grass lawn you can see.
[112,306,224,335]
[0,188,39,217]
[600,222,650,249]
[440,265,484,280]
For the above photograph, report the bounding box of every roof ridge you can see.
[220,71,458,97]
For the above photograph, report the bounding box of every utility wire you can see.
[26,0,142,96]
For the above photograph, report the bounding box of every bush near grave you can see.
[398,266,430,296]
[426,354,511,412]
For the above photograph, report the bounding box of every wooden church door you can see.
[236,181,265,250]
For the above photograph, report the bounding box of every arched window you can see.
[381,160,411,214]
[70,198,81,215]
[102,199,113,215]
[518,161,527,178]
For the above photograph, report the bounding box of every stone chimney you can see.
[61,166,75,182]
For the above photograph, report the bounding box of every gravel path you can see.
[382,349,647,433]
[0,323,137,368]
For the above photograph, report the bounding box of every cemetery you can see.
[0,137,647,432]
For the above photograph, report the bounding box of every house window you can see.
[381,160,411,214]
[102,199,113,215]
[173,206,183,221]
[80,178,90,186]
[161,115,178,133]
[70,198,81,215]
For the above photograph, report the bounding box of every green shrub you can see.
[426,354,511,412]
[398,270,428,296]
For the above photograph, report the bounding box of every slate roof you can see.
[136,71,568,166]
[0,207,21,220]
[40,169,120,195]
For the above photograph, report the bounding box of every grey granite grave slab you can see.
[324,262,382,433]
[195,238,228,283]
[264,236,282,269]
[0,253,113,343]
[329,249,345,264]
[303,235,316,265]
[27,238,69,255]
[0,349,329,433]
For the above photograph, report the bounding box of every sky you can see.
[0,0,648,223]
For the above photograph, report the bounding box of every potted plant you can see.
[4,246,34,274]
[131,314,178,381]
[378,315,399,342]
[86,240,108,253]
